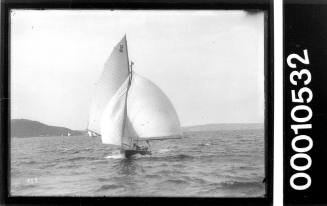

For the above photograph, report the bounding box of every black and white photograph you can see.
[9,9,267,198]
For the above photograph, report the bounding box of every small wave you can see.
[40,163,57,169]
[71,150,80,154]
[145,154,194,161]
[144,174,160,178]
[20,160,37,165]
[67,156,86,161]
[67,156,98,161]
[219,181,263,189]
[17,184,38,190]
[96,184,124,192]
[199,142,211,146]
[62,148,73,152]
[158,148,171,153]
[160,179,189,185]
[97,177,110,182]
[61,149,80,154]
[105,154,124,159]
[167,154,193,160]
[56,164,79,169]
[157,169,184,175]
[91,159,109,165]
[182,176,207,184]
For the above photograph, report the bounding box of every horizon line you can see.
[11,118,264,130]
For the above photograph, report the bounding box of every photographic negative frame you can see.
[0,0,274,205]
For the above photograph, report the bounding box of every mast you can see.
[121,35,133,148]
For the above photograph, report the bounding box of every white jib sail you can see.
[88,36,129,134]
[100,77,129,145]
[100,72,182,145]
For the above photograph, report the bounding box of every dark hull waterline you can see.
[122,149,152,158]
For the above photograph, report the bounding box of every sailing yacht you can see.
[87,35,182,158]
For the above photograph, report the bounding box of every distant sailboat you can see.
[88,35,182,158]
[68,132,71,136]
[87,131,92,137]
[87,131,98,137]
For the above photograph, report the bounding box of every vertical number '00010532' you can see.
[287,49,313,191]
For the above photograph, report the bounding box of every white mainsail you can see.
[88,36,129,134]
[88,35,182,147]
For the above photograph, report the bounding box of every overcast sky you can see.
[11,10,265,130]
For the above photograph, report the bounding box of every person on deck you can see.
[133,143,141,150]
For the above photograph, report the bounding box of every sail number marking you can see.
[287,49,313,191]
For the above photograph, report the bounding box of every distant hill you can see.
[11,119,86,138]
[11,119,263,138]
[182,123,264,132]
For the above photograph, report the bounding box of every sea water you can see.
[10,129,265,197]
